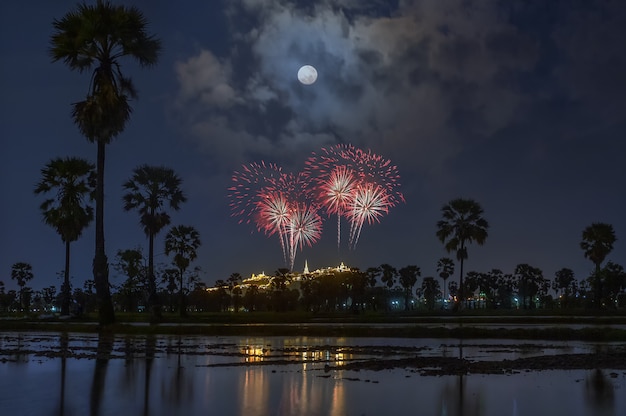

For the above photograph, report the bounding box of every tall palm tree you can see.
[51,0,161,325]
[164,225,201,317]
[436,257,455,305]
[11,262,34,311]
[398,265,421,310]
[34,157,95,316]
[580,222,617,308]
[436,198,489,306]
[123,165,186,321]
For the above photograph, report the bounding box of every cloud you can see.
[177,0,626,180]
[175,49,240,109]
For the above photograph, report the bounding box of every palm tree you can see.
[514,264,544,309]
[436,257,455,305]
[380,263,397,288]
[50,1,161,325]
[123,165,186,321]
[11,262,34,311]
[398,265,421,310]
[164,225,201,317]
[436,198,489,306]
[34,157,95,316]
[580,222,617,308]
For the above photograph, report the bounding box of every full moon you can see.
[297,65,318,85]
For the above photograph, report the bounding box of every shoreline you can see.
[2,316,626,341]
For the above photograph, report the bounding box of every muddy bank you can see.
[328,352,626,375]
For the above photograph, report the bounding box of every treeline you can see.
[3,256,624,315]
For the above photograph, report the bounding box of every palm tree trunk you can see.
[148,231,161,322]
[62,240,71,315]
[179,267,186,317]
[594,263,602,309]
[458,259,465,309]
[93,140,115,325]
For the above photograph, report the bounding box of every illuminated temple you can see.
[235,261,352,290]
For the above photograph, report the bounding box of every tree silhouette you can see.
[581,222,617,308]
[398,265,421,310]
[123,165,186,322]
[165,225,201,316]
[436,257,455,306]
[35,157,95,315]
[11,262,34,311]
[436,198,489,308]
[51,0,161,325]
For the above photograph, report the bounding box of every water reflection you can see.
[585,369,615,416]
[164,335,194,406]
[143,335,155,416]
[1,333,625,416]
[436,339,486,416]
[90,332,113,416]
[56,332,69,416]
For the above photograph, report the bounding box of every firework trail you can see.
[305,144,359,249]
[348,182,391,249]
[346,147,404,248]
[287,201,323,270]
[255,190,290,263]
[229,165,322,270]
[229,145,402,269]
[228,162,290,264]
[270,172,322,270]
[305,144,404,250]
[228,161,283,224]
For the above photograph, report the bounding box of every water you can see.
[1,332,624,416]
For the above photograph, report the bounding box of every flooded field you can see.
[1,332,625,415]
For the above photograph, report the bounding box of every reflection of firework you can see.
[228,145,403,268]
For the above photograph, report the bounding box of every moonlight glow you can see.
[297,65,318,85]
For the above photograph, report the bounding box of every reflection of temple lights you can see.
[243,345,269,363]
[300,349,348,367]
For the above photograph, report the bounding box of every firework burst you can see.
[229,145,403,269]
[348,182,391,249]
[228,161,283,224]
[229,166,322,270]
[304,144,404,250]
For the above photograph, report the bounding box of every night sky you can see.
[1,0,624,293]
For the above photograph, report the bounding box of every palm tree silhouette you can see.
[35,157,95,315]
[11,262,34,312]
[123,165,187,322]
[51,0,161,325]
[436,199,488,308]
[164,225,201,317]
[436,257,455,306]
[580,222,617,308]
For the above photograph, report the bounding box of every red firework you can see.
[229,165,322,270]
[228,161,283,224]
[304,144,403,249]
[348,182,391,249]
[229,145,402,268]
